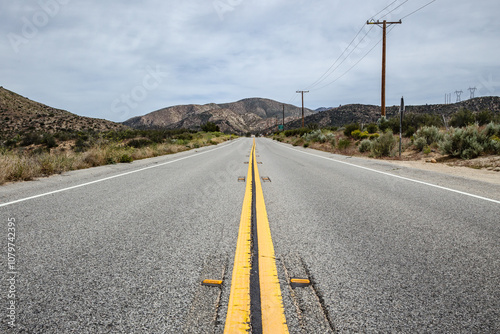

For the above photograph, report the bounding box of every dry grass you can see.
[0,133,234,185]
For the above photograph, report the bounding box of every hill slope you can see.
[123,98,314,133]
[288,96,500,128]
[0,87,126,138]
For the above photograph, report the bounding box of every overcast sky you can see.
[1,0,499,122]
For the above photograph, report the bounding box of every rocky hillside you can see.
[288,96,500,128]
[0,87,127,138]
[123,98,314,133]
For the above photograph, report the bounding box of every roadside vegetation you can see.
[0,124,235,185]
[272,108,500,167]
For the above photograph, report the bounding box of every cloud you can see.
[1,0,499,121]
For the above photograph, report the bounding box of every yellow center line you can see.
[224,142,254,332]
[253,141,290,334]
[224,139,289,333]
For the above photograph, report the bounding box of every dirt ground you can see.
[381,151,500,185]
[297,139,500,185]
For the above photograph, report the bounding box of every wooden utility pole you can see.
[367,19,401,119]
[296,91,309,127]
[282,104,285,130]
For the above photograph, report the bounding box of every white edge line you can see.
[274,140,500,205]
[0,139,241,208]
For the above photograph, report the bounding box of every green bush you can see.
[344,123,360,137]
[377,118,391,133]
[351,130,362,140]
[337,138,351,150]
[369,133,380,140]
[201,122,220,132]
[324,132,336,146]
[414,137,427,151]
[413,126,443,149]
[284,128,312,137]
[484,122,500,138]
[119,154,133,163]
[366,123,378,134]
[371,131,396,157]
[440,125,487,159]
[489,136,500,154]
[303,130,326,143]
[450,109,475,128]
[359,139,372,153]
[476,109,494,125]
[127,138,153,148]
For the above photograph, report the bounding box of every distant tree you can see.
[450,109,475,128]
[344,123,360,137]
[201,122,220,132]
[475,109,494,126]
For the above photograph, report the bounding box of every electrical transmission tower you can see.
[468,87,477,99]
[367,19,402,118]
[455,90,463,102]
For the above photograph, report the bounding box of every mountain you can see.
[315,107,333,113]
[123,98,314,134]
[288,96,500,128]
[0,87,126,138]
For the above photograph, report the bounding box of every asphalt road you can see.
[1,137,499,333]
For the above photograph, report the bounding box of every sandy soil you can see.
[384,154,500,185]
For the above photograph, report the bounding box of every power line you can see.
[304,0,411,92]
[401,0,437,20]
[313,25,398,91]
[370,0,401,21]
[380,0,409,20]
[305,24,375,91]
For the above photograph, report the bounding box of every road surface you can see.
[1,137,499,333]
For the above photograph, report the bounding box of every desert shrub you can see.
[351,130,361,140]
[74,138,91,152]
[405,126,416,138]
[414,137,428,151]
[359,139,372,153]
[371,131,396,157]
[366,123,378,134]
[489,136,500,154]
[475,109,494,125]
[119,154,133,163]
[292,138,304,146]
[41,134,57,149]
[413,126,443,148]
[450,109,475,128]
[440,125,488,159]
[127,138,153,148]
[369,133,380,140]
[337,138,351,150]
[484,122,500,138]
[21,133,41,146]
[303,130,326,143]
[324,132,336,146]
[201,122,220,132]
[344,123,360,137]
[284,128,312,137]
[174,133,193,141]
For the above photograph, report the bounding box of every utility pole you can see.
[282,104,285,130]
[468,87,477,99]
[296,90,309,127]
[455,90,463,102]
[367,19,402,119]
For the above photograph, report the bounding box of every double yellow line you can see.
[224,140,289,333]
